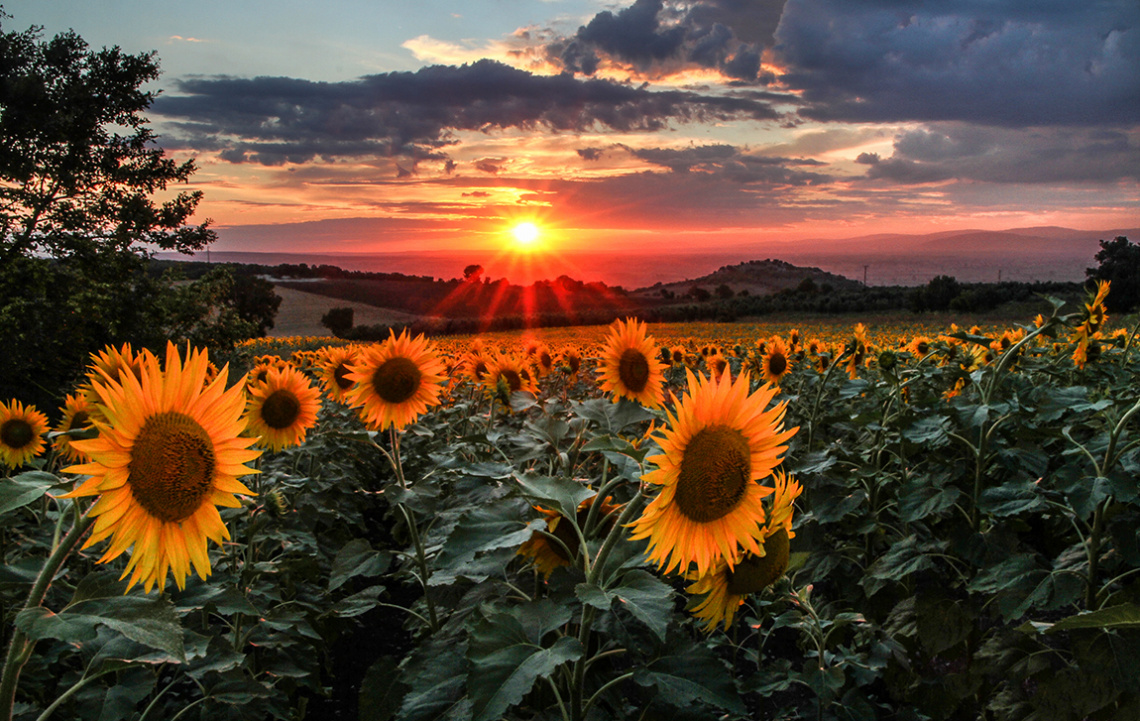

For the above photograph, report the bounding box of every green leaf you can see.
[1046,603,1140,632]
[574,583,611,610]
[0,471,60,515]
[634,641,746,714]
[574,570,673,641]
[572,397,656,433]
[19,595,185,661]
[979,481,1046,517]
[435,500,542,570]
[514,472,595,521]
[329,538,392,591]
[898,481,960,523]
[902,415,950,448]
[329,584,385,618]
[467,608,583,721]
[609,570,674,642]
[16,606,99,644]
[360,656,405,721]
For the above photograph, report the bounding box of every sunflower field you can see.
[2,284,1139,721]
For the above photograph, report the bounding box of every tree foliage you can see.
[0,17,249,410]
[1087,236,1139,313]
[0,18,214,266]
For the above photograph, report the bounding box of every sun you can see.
[511,222,540,248]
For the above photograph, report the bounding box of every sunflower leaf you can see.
[609,570,674,642]
[514,472,595,522]
[633,639,746,714]
[0,471,61,516]
[467,607,583,721]
[329,538,392,591]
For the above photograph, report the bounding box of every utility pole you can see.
[863,265,868,285]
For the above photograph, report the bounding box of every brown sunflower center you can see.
[726,528,790,594]
[767,352,787,377]
[618,348,650,392]
[1,419,34,450]
[501,370,522,392]
[540,351,552,368]
[372,357,422,404]
[261,390,301,429]
[128,411,216,523]
[473,361,488,380]
[333,362,354,390]
[674,425,752,523]
[68,410,90,431]
[916,341,930,355]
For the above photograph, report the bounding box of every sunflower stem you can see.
[387,427,440,633]
[0,510,93,721]
[569,488,646,721]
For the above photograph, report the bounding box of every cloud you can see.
[775,0,1140,126]
[154,59,779,165]
[546,0,786,82]
[575,142,832,184]
[862,125,1140,184]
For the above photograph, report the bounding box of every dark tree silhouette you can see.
[1087,236,1139,313]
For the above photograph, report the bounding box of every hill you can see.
[631,258,862,299]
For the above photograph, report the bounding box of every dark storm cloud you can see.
[154,60,778,165]
[578,143,831,185]
[862,125,1140,184]
[549,0,787,82]
[775,0,1140,126]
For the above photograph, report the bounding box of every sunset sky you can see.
[5,0,1138,277]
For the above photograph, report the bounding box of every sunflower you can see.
[0,399,50,469]
[516,496,620,577]
[245,365,322,451]
[53,393,94,463]
[346,330,447,431]
[535,344,555,377]
[906,336,934,358]
[319,345,358,403]
[760,335,793,385]
[60,342,260,593]
[461,349,492,383]
[706,353,730,379]
[597,318,667,408]
[628,369,798,577]
[484,351,538,403]
[684,470,802,631]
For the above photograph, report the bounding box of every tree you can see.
[321,307,355,337]
[0,18,222,408]
[231,275,282,336]
[714,283,735,299]
[1087,236,1139,312]
[463,264,484,282]
[0,19,214,267]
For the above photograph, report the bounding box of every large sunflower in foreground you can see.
[245,364,322,451]
[0,399,50,469]
[685,470,803,632]
[629,368,798,576]
[597,317,667,408]
[345,330,447,431]
[61,342,261,593]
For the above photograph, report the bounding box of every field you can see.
[2,290,1139,721]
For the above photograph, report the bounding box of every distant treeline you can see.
[148,258,1092,340]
